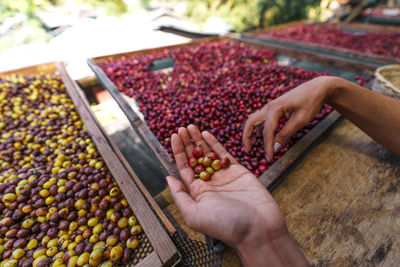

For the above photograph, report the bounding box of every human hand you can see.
[167,125,307,266]
[243,76,335,161]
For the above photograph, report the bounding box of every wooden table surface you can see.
[161,118,400,266]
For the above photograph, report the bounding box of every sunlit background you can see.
[0,0,356,75]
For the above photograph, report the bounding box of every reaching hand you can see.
[243,76,335,162]
[167,125,308,266]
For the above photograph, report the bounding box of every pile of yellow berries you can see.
[0,74,142,266]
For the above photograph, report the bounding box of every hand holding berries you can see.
[166,124,308,266]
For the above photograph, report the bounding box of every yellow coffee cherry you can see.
[11,248,25,259]
[46,246,58,257]
[126,237,139,249]
[77,252,90,266]
[93,224,102,235]
[87,218,98,227]
[67,256,78,267]
[27,239,38,250]
[110,246,123,261]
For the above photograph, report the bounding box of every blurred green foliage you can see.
[184,0,322,32]
[0,0,47,23]
[0,0,128,51]
[0,0,128,23]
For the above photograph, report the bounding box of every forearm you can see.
[325,77,400,156]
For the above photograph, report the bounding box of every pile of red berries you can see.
[189,146,230,181]
[100,41,335,177]
[260,24,400,58]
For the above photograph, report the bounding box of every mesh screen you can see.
[114,233,154,266]
[162,209,223,267]
[130,233,154,265]
[171,232,223,267]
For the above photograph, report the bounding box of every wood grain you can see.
[57,63,178,266]
[272,119,400,266]
[133,252,162,267]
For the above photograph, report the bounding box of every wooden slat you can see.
[91,36,223,63]
[75,77,177,235]
[57,63,178,266]
[0,63,56,77]
[244,21,400,65]
[335,22,400,33]
[112,146,177,235]
[259,111,342,189]
[250,34,400,65]
[237,35,381,73]
[132,252,163,267]
[87,59,181,179]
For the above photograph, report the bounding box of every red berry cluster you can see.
[100,41,335,176]
[260,24,400,58]
[189,147,230,181]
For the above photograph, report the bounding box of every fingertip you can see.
[171,133,179,140]
[187,124,197,131]
[243,139,252,153]
[201,131,211,138]
[178,127,186,134]
[264,143,273,163]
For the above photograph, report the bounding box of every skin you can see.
[243,76,400,161]
[168,76,400,266]
[167,125,308,267]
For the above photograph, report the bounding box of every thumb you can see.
[166,176,199,229]
[273,114,306,152]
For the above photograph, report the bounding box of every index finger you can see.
[242,109,266,152]
[262,106,282,161]
[171,133,195,188]
[187,125,211,154]
[178,127,194,158]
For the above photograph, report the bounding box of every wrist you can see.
[322,76,346,106]
[235,226,308,267]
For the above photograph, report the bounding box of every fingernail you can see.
[273,142,282,154]
[265,154,270,163]
[165,177,169,186]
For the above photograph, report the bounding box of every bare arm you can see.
[243,76,400,161]
[327,77,400,155]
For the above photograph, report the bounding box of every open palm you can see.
[167,125,287,248]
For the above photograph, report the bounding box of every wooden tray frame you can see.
[87,36,345,190]
[0,63,178,266]
[244,20,400,66]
